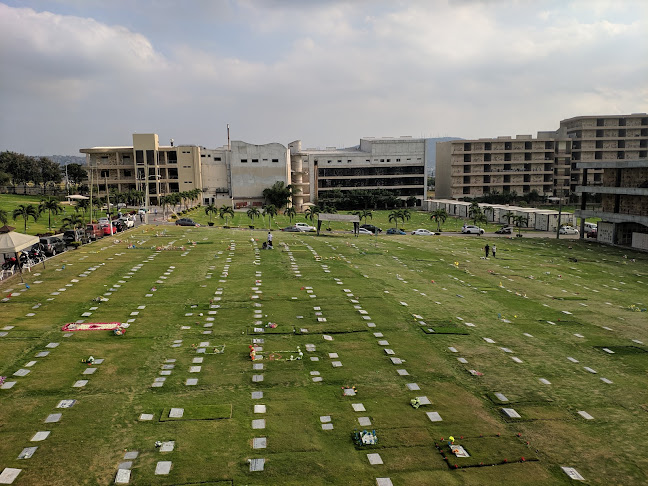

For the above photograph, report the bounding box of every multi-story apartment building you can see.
[436,133,571,200]
[295,136,427,207]
[571,114,648,249]
[80,133,426,209]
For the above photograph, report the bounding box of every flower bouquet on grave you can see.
[0,376,6,386]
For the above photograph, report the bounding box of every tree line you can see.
[0,151,88,194]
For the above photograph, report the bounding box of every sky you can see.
[0,0,646,156]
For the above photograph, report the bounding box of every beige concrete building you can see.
[295,136,427,207]
[436,133,571,199]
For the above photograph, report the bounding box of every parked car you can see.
[39,236,66,256]
[63,229,89,246]
[411,229,437,236]
[495,226,514,234]
[358,228,374,235]
[118,215,135,228]
[138,208,147,215]
[360,224,382,233]
[294,222,316,232]
[587,229,598,239]
[386,228,406,235]
[112,220,125,233]
[175,218,197,226]
[559,226,579,235]
[584,222,597,235]
[462,225,485,235]
[98,217,110,225]
[281,226,301,232]
[86,223,104,241]
[100,222,116,236]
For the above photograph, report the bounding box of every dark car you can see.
[39,236,66,256]
[281,226,301,232]
[63,229,89,245]
[360,224,382,233]
[386,228,406,235]
[112,220,125,232]
[587,229,597,239]
[175,218,197,226]
[495,226,513,234]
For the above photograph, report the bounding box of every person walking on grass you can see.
[492,244,497,258]
[484,243,490,258]
[267,231,273,249]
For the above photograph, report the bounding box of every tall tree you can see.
[0,209,8,226]
[388,209,405,230]
[262,181,298,209]
[262,204,278,230]
[62,214,84,229]
[204,203,218,223]
[38,157,62,194]
[12,204,39,232]
[430,208,448,232]
[219,205,234,226]
[304,206,319,222]
[284,206,296,223]
[66,163,88,186]
[39,197,62,229]
[247,207,260,226]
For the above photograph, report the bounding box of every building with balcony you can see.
[81,133,426,209]
[436,133,571,200]
[297,136,427,207]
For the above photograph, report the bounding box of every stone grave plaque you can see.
[567,357,579,363]
[373,332,384,338]
[1,381,16,389]
[254,404,266,414]
[494,393,508,402]
[185,378,198,386]
[390,358,402,365]
[36,352,49,358]
[367,453,383,465]
[56,400,76,408]
[139,414,154,421]
[169,408,184,418]
[45,413,61,423]
[13,369,30,377]
[511,357,523,363]
[561,467,585,481]
[115,469,131,484]
[601,378,613,384]
[482,338,495,344]
[83,368,97,375]
[426,412,443,422]
[448,347,458,353]
[252,419,266,429]
[584,367,597,374]
[502,408,521,419]
[251,391,263,399]
[192,358,203,364]
[154,378,166,383]
[406,383,420,391]
[376,479,393,486]
[93,359,104,365]
[312,377,323,382]
[124,451,139,460]
[253,437,267,449]
[160,371,172,376]
[72,380,88,388]
[343,388,356,396]
[384,349,395,356]
[30,431,50,442]
[189,366,202,373]
[0,468,22,484]
[160,441,175,452]
[118,462,132,470]
[310,357,319,361]
[155,461,172,475]
[249,458,265,472]
[252,374,264,382]
[321,423,334,430]
[151,382,164,388]
[352,403,366,412]
[417,396,431,406]
[358,417,371,426]
[396,369,409,376]
[320,416,331,423]
[578,411,594,420]
[332,361,342,368]
[539,378,551,385]
[17,447,37,459]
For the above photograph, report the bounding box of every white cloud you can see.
[0,1,646,155]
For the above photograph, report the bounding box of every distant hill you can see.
[426,137,463,174]
[40,155,86,165]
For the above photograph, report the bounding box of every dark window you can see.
[596,130,604,137]
[146,150,155,164]
[597,118,604,126]
[525,142,532,150]
[525,153,531,160]
[241,159,248,163]
[135,150,144,164]
[272,159,278,163]
[124,170,132,177]
[252,159,259,163]
[463,176,470,184]
[464,143,471,151]
[463,186,470,194]
[484,153,491,161]
[484,142,492,150]
[618,129,626,137]
[215,157,221,161]
[503,175,511,183]
[100,170,109,178]
[504,153,511,161]
[168,152,177,163]
[504,142,512,150]
[464,154,471,162]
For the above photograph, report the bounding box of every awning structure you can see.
[0,231,39,253]
[316,213,360,236]
[67,195,89,200]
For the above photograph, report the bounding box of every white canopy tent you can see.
[0,231,40,282]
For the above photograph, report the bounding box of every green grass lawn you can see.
[0,194,83,235]
[1,226,647,485]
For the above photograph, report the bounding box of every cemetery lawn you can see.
[0,224,647,485]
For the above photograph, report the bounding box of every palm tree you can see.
[483,206,494,222]
[401,208,411,224]
[388,209,404,230]
[0,209,8,226]
[75,198,90,217]
[284,206,296,224]
[247,207,261,226]
[503,211,515,226]
[430,208,448,232]
[512,215,528,237]
[13,204,39,232]
[356,209,373,225]
[262,204,278,230]
[304,206,319,223]
[262,181,298,209]
[219,205,235,226]
[468,202,482,225]
[204,203,218,223]
[62,214,84,229]
[39,197,62,229]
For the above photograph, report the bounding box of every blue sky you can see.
[0,0,646,155]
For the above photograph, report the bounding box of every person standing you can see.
[267,232,273,249]
[484,243,490,258]
[492,244,497,258]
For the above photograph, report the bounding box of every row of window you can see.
[464,142,554,151]
[240,158,279,163]
[314,157,421,164]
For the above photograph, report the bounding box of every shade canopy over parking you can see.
[0,231,39,253]
[316,213,360,236]
[66,194,89,200]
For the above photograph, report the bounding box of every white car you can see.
[559,226,579,235]
[119,216,135,228]
[358,228,374,235]
[411,229,436,236]
[294,222,316,232]
[98,217,110,225]
[462,225,485,235]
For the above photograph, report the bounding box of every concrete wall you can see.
[230,141,289,205]
[435,142,452,199]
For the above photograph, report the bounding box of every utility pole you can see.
[89,163,94,224]
[105,174,111,217]
[556,196,562,239]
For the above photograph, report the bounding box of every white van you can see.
[584,222,597,235]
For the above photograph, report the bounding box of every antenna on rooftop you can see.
[170,138,174,147]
